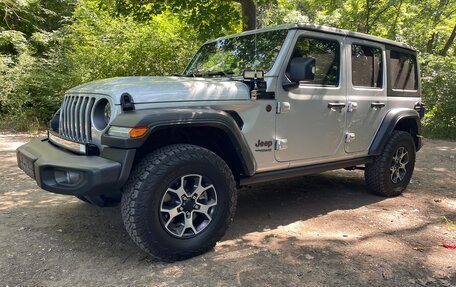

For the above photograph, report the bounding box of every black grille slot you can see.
[59,95,96,143]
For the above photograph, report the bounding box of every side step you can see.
[239,157,372,186]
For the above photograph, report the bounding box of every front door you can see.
[275,31,347,162]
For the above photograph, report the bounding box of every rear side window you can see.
[351,44,383,88]
[289,37,340,86]
[389,51,418,90]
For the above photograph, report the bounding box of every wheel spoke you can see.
[393,148,400,162]
[400,153,409,165]
[195,200,217,220]
[391,168,397,183]
[181,215,197,236]
[167,186,186,199]
[161,206,182,226]
[398,167,406,180]
[193,184,215,198]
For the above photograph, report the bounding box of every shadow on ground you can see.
[0,134,455,286]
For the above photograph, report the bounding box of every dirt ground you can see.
[0,133,455,287]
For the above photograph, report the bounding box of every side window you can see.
[351,44,383,88]
[288,36,340,86]
[389,50,417,90]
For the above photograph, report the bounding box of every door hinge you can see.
[347,102,358,112]
[276,102,291,114]
[275,138,288,150]
[345,132,356,143]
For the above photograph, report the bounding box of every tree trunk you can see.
[365,0,371,33]
[427,33,436,53]
[440,24,456,56]
[427,0,448,53]
[238,0,256,31]
[389,0,403,38]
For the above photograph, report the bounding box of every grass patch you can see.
[423,126,456,141]
[0,116,46,133]
[440,216,456,230]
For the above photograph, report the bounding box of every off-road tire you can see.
[365,131,416,197]
[121,144,237,261]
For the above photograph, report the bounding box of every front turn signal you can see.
[129,127,148,138]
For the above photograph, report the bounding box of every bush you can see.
[0,2,200,131]
[421,54,456,140]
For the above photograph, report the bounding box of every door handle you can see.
[371,102,386,109]
[328,102,346,111]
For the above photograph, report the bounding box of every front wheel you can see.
[121,144,237,261]
[365,131,416,197]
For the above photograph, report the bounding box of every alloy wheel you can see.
[390,146,409,184]
[159,174,217,238]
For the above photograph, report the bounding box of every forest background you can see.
[0,0,455,138]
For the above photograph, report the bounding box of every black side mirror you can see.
[288,57,316,82]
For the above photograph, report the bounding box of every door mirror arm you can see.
[282,76,299,90]
[282,57,316,90]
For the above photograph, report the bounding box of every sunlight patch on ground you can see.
[0,142,26,152]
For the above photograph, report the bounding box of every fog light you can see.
[54,169,81,185]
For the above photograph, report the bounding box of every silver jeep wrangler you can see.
[17,24,425,261]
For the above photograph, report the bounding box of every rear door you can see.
[345,38,387,153]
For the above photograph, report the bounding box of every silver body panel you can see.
[66,76,250,104]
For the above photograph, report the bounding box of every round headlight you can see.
[104,102,111,124]
[93,99,111,131]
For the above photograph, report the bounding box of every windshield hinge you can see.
[250,90,258,100]
[120,92,135,111]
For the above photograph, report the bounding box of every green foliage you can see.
[0,0,203,130]
[64,1,199,81]
[0,0,455,137]
[421,54,456,139]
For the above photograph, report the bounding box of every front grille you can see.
[59,95,96,143]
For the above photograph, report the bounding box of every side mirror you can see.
[288,57,316,82]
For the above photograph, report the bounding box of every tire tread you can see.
[365,131,415,197]
[121,144,237,261]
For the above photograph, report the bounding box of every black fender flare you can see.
[369,108,422,156]
[101,108,256,176]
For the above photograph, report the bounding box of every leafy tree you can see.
[0,0,455,137]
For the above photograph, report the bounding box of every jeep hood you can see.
[66,76,250,104]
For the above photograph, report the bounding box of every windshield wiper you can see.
[187,71,235,78]
[207,71,235,77]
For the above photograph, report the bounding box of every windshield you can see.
[183,29,289,77]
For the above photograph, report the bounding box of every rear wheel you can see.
[121,144,237,261]
[365,131,416,197]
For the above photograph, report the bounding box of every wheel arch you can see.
[369,108,423,156]
[102,108,256,180]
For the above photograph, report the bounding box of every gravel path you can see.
[0,133,455,286]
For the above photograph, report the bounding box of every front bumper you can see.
[17,137,134,196]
